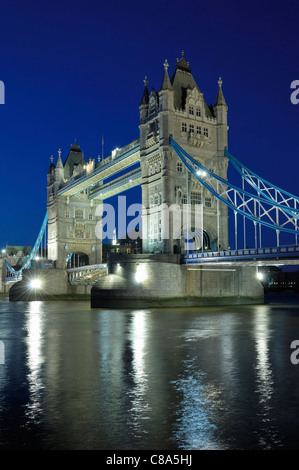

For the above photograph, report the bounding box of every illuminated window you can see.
[205,197,212,208]
[191,192,202,205]
[75,208,83,219]
[181,194,187,204]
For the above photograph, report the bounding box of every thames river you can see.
[0,296,299,450]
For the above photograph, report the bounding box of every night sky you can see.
[1,0,299,250]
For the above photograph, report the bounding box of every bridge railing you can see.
[182,245,299,263]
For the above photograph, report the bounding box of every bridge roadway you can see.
[65,246,299,287]
[57,140,141,199]
[182,245,299,266]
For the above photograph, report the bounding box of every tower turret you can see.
[214,77,228,152]
[139,76,149,125]
[54,149,65,190]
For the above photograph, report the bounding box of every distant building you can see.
[259,266,299,292]
[102,229,142,262]
[4,245,31,257]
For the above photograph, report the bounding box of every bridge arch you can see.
[178,225,214,253]
[66,252,89,269]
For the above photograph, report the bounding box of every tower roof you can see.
[170,51,213,117]
[70,138,81,152]
[175,50,191,72]
[63,140,86,179]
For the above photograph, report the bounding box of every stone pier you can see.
[91,254,264,308]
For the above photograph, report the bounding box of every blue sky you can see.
[0,0,299,249]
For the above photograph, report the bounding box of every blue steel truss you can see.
[225,148,299,215]
[5,213,48,277]
[170,137,299,238]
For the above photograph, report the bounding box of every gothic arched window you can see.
[75,208,83,220]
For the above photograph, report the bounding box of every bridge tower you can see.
[47,141,102,269]
[139,52,229,254]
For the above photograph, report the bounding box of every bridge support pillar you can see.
[91,254,264,308]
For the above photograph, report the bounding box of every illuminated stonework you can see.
[139,52,229,253]
[47,141,102,268]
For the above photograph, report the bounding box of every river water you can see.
[0,296,299,450]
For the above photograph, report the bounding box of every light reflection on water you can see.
[128,311,151,436]
[252,308,281,449]
[24,301,45,423]
[0,299,299,449]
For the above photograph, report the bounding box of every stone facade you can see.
[47,142,102,269]
[139,53,229,254]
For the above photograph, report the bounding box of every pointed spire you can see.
[140,75,149,105]
[215,77,227,106]
[56,148,63,168]
[47,155,55,174]
[160,59,172,91]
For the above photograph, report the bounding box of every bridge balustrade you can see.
[182,245,299,264]
[67,264,107,285]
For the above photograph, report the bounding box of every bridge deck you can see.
[182,246,299,266]
[58,141,140,197]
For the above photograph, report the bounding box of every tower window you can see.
[196,108,201,117]
[196,126,201,134]
[189,124,194,133]
[191,192,202,205]
[177,162,183,172]
[181,194,187,204]
[205,197,212,208]
[181,122,187,132]
[189,106,194,115]
[203,127,209,137]
[75,208,84,219]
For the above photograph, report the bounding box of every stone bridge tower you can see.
[47,141,102,269]
[139,52,229,254]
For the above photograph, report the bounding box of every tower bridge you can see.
[5,52,299,305]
